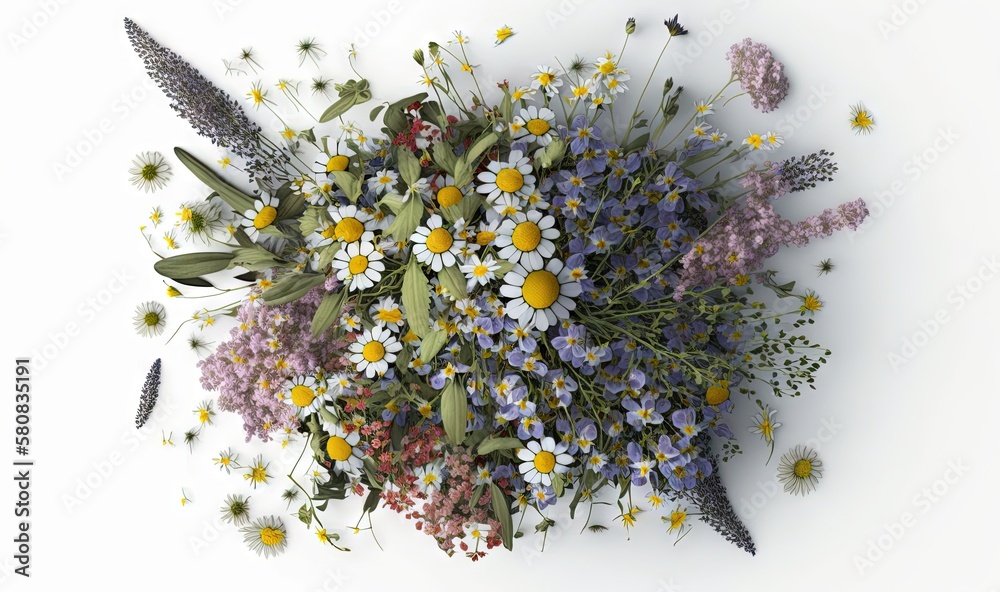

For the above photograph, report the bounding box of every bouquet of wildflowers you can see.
[126,15,867,559]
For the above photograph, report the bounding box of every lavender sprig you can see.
[123,18,288,184]
[781,150,840,193]
[684,451,757,555]
[135,358,162,429]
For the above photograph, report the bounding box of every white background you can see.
[2,0,999,590]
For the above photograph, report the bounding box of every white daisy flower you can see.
[474,217,502,247]
[332,241,384,292]
[404,178,431,202]
[433,174,472,209]
[530,65,563,97]
[568,79,597,104]
[604,73,630,95]
[500,258,581,331]
[463,522,491,541]
[369,169,398,195]
[414,460,445,494]
[494,209,558,269]
[133,301,167,337]
[300,177,335,206]
[593,52,619,78]
[240,193,279,243]
[327,204,376,244]
[348,325,402,378]
[516,436,573,486]
[281,375,327,418]
[313,140,355,175]
[476,150,536,212]
[763,131,784,150]
[511,106,556,146]
[459,254,502,291]
[694,99,715,118]
[411,214,466,272]
[369,295,405,331]
[327,372,351,398]
[129,151,172,193]
[777,445,823,496]
[322,422,364,475]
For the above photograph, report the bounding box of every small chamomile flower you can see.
[221,494,251,525]
[243,454,271,488]
[850,102,876,135]
[129,151,171,193]
[195,400,215,425]
[241,515,287,558]
[213,448,240,474]
[133,301,166,337]
[777,445,823,496]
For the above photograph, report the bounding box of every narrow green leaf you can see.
[401,257,431,337]
[228,245,284,271]
[378,193,406,215]
[469,483,485,509]
[477,437,523,455]
[369,104,386,122]
[261,274,326,305]
[437,264,467,300]
[174,147,255,213]
[311,290,347,338]
[153,251,234,280]
[440,380,467,447]
[383,195,424,242]
[463,131,499,166]
[551,473,565,497]
[419,329,449,362]
[362,488,380,514]
[232,228,255,248]
[329,170,362,202]
[396,148,422,186]
[432,142,458,176]
[319,94,357,123]
[275,182,306,220]
[490,483,514,551]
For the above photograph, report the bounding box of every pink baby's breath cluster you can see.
[198,287,351,441]
[414,448,503,558]
[676,168,869,297]
[726,38,790,113]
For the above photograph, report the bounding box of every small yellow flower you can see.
[801,292,823,313]
[166,285,182,298]
[495,25,515,46]
[850,102,876,135]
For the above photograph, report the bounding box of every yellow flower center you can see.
[537,72,554,86]
[476,231,496,246]
[291,385,316,407]
[706,385,730,406]
[599,61,616,75]
[377,308,403,324]
[362,341,386,362]
[522,270,560,309]
[472,264,490,278]
[511,221,542,252]
[326,155,349,172]
[436,185,463,207]
[335,217,365,242]
[259,527,285,547]
[495,168,524,193]
[326,436,353,461]
[348,255,369,275]
[803,295,822,311]
[253,205,277,229]
[533,450,556,474]
[526,118,550,136]
[794,459,812,478]
[425,227,454,254]
[321,226,337,240]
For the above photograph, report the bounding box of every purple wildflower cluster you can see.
[198,287,351,441]
[726,38,790,113]
[676,167,869,296]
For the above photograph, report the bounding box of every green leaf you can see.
[383,195,424,242]
[362,488,380,514]
[469,483,485,508]
[319,94,358,123]
[396,148,422,186]
[378,193,406,215]
[440,379,467,447]
[432,142,458,176]
[453,157,473,188]
[490,483,514,551]
[261,273,326,305]
[275,182,306,221]
[493,260,516,280]
[153,251,235,280]
[624,133,650,154]
[297,503,312,527]
[311,290,347,338]
[463,132,498,166]
[551,473,565,497]
[229,245,284,271]
[298,206,329,236]
[535,137,566,170]
[437,264,467,300]
[401,257,431,337]
[232,228,255,248]
[174,147,255,213]
[419,329,449,362]
[316,243,341,271]
[329,170,362,202]
[369,104,386,122]
[477,437,523,455]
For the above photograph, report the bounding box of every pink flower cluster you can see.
[197,287,351,441]
[414,448,503,558]
[676,168,869,297]
[727,38,790,113]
